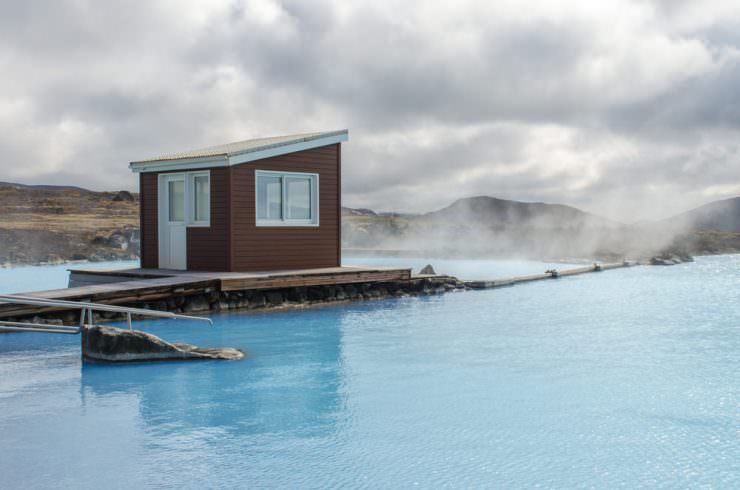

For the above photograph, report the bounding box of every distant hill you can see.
[342,194,740,259]
[666,196,740,232]
[0,181,92,193]
[341,206,377,217]
[2,181,739,265]
[0,182,139,265]
[422,196,615,229]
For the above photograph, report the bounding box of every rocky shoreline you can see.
[0,226,140,267]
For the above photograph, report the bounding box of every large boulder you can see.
[81,326,245,363]
[418,264,436,275]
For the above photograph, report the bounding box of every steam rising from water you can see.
[342,196,703,261]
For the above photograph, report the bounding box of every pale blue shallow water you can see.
[0,260,139,294]
[0,256,739,488]
[0,257,567,294]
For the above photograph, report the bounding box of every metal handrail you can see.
[0,320,81,334]
[0,293,213,334]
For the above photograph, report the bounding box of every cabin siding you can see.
[230,144,341,271]
[187,167,231,271]
[138,143,341,272]
[140,173,159,268]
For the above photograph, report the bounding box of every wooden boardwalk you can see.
[0,262,634,319]
[463,262,632,289]
[0,266,411,318]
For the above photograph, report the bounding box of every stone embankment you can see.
[152,276,466,317]
[2,276,467,326]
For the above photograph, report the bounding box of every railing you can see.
[0,294,212,334]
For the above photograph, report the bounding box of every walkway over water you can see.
[0,266,412,319]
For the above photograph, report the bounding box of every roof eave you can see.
[227,130,348,166]
[129,155,229,173]
[129,130,349,173]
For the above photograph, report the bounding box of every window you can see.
[256,171,319,226]
[162,172,210,227]
[193,174,210,223]
[286,177,311,220]
[168,179,184,222]
[257,175,283,220]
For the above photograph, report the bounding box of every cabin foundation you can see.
[0,266,467,324]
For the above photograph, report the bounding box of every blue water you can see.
[0,260,139,294]
[0,257,569,294]
[346,256,578,279]
[0,256,738,488]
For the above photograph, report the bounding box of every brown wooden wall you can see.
[138,168,231,271]
[139,173,159,268]
[187,166,230,271]
[230,144,341,271]
[138,143,341,271]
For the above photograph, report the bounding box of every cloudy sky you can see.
[1,0,739,221]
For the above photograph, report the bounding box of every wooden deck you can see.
[0,266,411,318]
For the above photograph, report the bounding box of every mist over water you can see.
[342,196,702,261]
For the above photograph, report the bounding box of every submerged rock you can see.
[81,326,245,363]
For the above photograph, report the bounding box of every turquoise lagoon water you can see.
[0,260,139,294]
[0,257,567,294]
[0,256,738,488]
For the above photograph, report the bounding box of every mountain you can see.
[342,195,740,259]
[422,196,615,229]
[342,195,627,259]
[666,196,740,232]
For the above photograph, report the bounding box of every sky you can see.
[1,0,739,222]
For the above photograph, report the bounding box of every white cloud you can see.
[0,0,739,221]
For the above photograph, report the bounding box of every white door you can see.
[159,174,187,270]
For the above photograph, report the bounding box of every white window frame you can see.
[159,171,211,229]
[255,170,319,227]
[188,171,211,227]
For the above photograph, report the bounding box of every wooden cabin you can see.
[129,130,348,271]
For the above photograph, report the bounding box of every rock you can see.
[419,264,436,275]
[324,286,337,300]
[45,253,64,265]
[650,253,685,266]
[307,287,325,301]
[82,326,244,363]
[286,287,308,302]
[183,295,210,313]
[112,190,135,202]
[266,290,284,305]
[344,284,359,299]
[248,293,266,309]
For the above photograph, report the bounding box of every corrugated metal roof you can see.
[130,129,348,164]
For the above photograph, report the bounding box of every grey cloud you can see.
[0,0,739,222]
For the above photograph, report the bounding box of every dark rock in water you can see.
[82,326,244,363]
[649,251,693,266]
[419,264,436,275]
